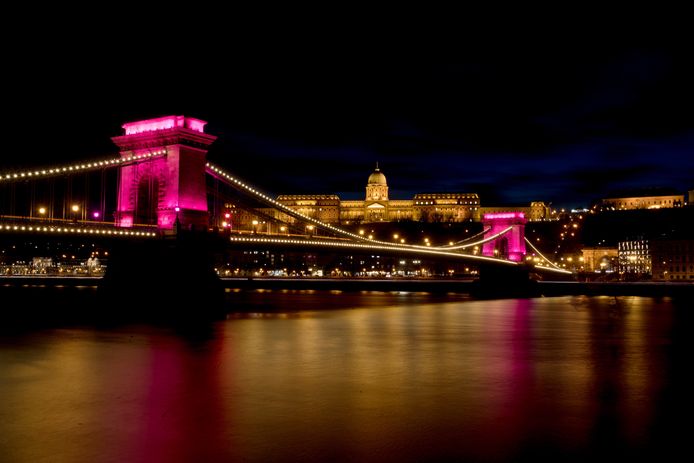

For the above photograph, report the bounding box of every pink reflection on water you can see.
[0,294,683,461]
[129,335,231,462]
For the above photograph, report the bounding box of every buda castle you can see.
[274,165,549,224]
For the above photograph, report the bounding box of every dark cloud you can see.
[563,164,658,195]
[2,39,693,209]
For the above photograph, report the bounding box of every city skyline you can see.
[6,42,693,209]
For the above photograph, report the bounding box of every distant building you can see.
[601,193,684,210]
[275,165,547,224]
[688,189,694,206]
[274,195,341,224]
[581,247,618,273]
[618,239,651,277]
[651,239,694,281]
[413,193,480,222]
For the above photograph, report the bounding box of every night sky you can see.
[4,33,693,209]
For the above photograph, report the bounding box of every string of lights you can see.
[0,150,167,182]
[438,227,491,248]
[229,236,521,265]
[533,264,573,275]
[0,222,156,237]
[441,227,513,250]
[524,236,564,270]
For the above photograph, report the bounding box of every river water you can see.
[1,290,691,462]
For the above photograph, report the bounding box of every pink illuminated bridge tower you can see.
[112,116,217,230]
[482,212,527,262]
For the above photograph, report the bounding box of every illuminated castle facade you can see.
[275,165,549,224]
[601,194,685,210]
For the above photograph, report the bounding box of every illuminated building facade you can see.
[413,193,480,222]
[651,239,694,281]
[601,194,684,210]
[276,165,546,225]
[581,247,618,273]
[363,165,391,222]
[618,239,651,277]
[274,195,340,223]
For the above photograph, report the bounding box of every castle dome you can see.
[367,163,387,185]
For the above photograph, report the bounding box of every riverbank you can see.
[3,276,693,298]
[0,276,102,286]
[537,280,694,297]
[220,277,694,298]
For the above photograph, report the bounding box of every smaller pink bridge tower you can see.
[482,212,527,262]
[112,115,217,230]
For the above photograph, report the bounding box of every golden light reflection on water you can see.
[0,293,687,462]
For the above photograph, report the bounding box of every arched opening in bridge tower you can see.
[135,176,159,225]
[496,237,509,260]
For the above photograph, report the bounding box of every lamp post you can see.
[174,207,181,234]
[71,204,80,223]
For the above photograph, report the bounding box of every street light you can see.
[70,204,80,222]
[171,207,181,232]
[38,207,46,216]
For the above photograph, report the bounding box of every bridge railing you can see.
[0,216,157,237]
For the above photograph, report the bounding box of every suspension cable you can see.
[524,236,564,270]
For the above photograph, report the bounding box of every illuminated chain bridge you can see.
[0,115,571,279]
